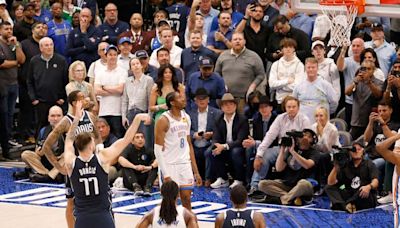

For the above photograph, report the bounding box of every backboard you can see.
[291,0,400,18]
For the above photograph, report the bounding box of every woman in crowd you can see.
[11,2,24,23]
[149,64,184,120]
[269,38,304,108]
[312,106,340,153]
[136,181,198,227]
[360,48,385,81]
[121,58,154,127]
[311,106,340,189]
[65,60,98,114]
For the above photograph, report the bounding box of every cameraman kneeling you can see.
[325,142,379,213]
[258,129,320,205]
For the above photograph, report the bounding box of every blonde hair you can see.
[315,106,329,121]
[68,60,87,82]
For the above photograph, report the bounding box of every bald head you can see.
[39,37,54,57]
[48,106,63,127]
[351,38,365,57]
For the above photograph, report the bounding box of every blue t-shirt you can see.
[47,20,72,57]
[34,8,52,23]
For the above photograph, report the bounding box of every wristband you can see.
[243,17,248,21]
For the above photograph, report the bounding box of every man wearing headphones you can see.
[325,142,379,213]
[257,129,320,206]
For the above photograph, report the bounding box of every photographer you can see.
[250,96,310,193]
[364,101,398,196]
[325,143,379,213]
[383,59,400,122]
[345,60,383,139]
[258,129,320,205]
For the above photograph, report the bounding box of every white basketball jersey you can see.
[161,110,191,165]
[152,205,186,228]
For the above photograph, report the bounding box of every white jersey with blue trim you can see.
[161,110,191,165]
[152,205,186,228]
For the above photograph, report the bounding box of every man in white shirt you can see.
[88,42,108,85]
[292,57,338,122]
[94,45,127,138]
[149,28,183,68]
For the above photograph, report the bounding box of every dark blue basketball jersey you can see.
[166,3,190,37]
[222,209,255,228]
[66,111,95,136]
[70,154,112,216]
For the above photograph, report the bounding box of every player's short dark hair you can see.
[68,90,82,106]
[230,185,247,205]
[166,91,177,110]
[75,132,94,151]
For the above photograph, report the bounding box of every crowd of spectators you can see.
[1,0,400,214]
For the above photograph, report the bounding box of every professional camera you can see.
[332,145,355,168]
[391,70,400,78]
[280,131,304,147]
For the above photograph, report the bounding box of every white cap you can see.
[311,40,325,50]
[0,0,7,6]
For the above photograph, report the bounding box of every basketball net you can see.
[319,2,360,47]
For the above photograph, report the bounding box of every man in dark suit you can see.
[118,13,153,54]
[207,93,249,189]
[242,95,278,191]
[188,88,222,184]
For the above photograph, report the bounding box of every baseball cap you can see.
[105,44,118,54]
[0,0,6,6]
[135,50,149,59]
[24,2,35,11]
[311,40,325,50]
[118,37,132,45]
[371,22,383,31]
[194,88,209,99]
[200,57,214,68]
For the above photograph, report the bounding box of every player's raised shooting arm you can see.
[100,114,147,165]
[376,134,400,165]
[214,212,224,228]
[64,112,81,174]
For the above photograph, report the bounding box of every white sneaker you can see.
[229,180,243,189]
[210,178,229,189]
[378,194,393,204]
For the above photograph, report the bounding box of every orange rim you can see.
[319,0,365,14]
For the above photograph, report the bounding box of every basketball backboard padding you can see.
[291,0,400,18]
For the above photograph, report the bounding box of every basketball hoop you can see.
[319,0,365,47]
